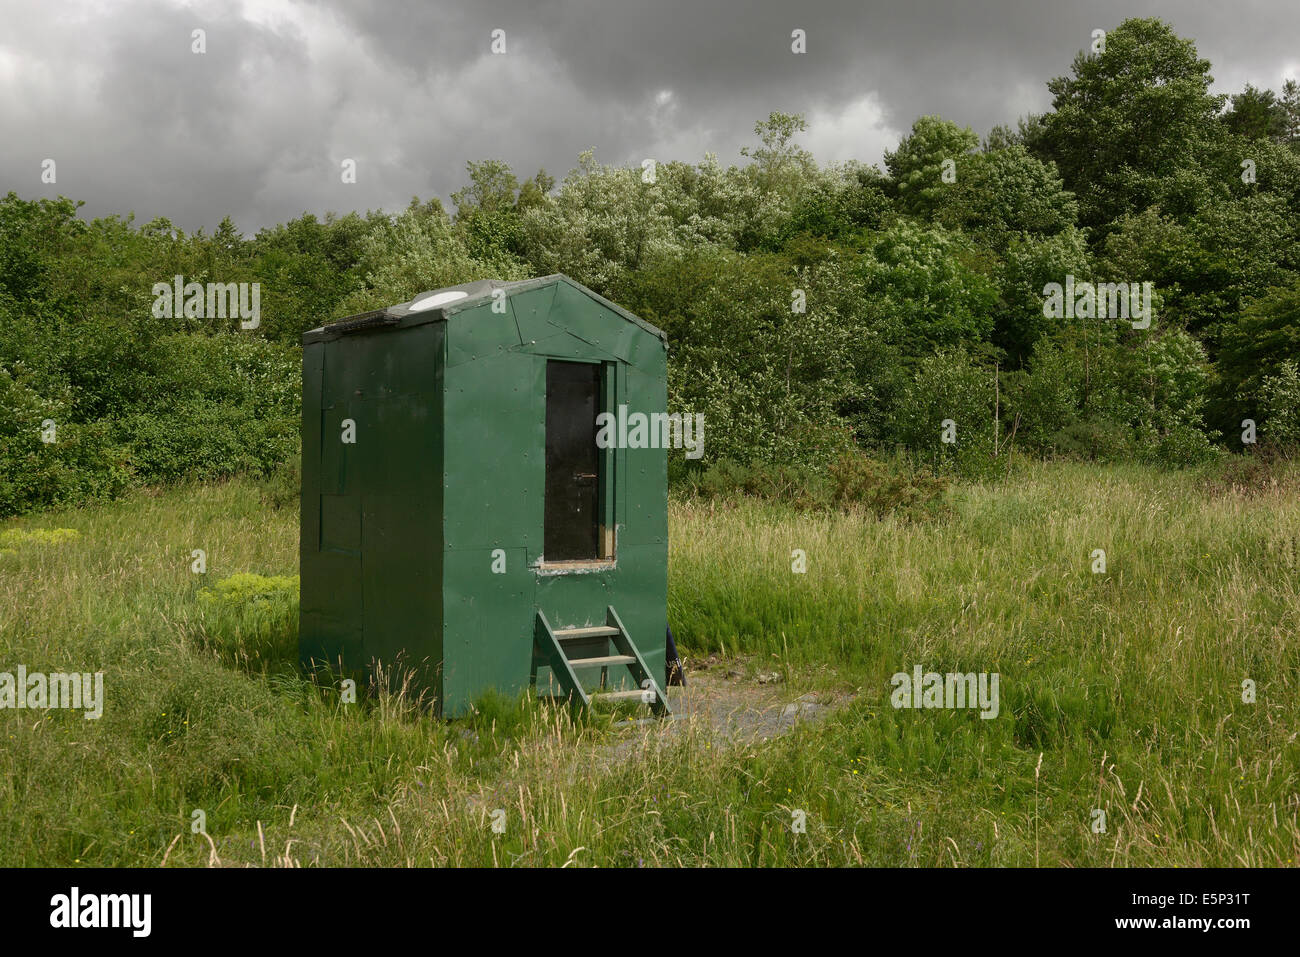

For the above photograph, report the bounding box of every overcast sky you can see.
[2,0,1297,234]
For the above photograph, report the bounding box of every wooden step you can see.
[568,654,636,667]
[592,689,654,704]
[554,625,620,640]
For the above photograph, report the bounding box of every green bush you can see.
[689,458,829,509]
[1260,360,1300,450]
[891,349,1002,479]
[259,457,302,510]
[683,453,950,520]
[0,370,131,515]
[117,398,297,483]
[1146,423,1223,469]
[828,453,951,520]
[1047,417,1134,462]
[0,296,300,512]
[111,334,299,483]
[1006,335,1086,451]
[1124,331,1220,468]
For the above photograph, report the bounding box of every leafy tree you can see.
[1124,329,1217,464]
[338,197,526,315]
[251,211,376,338]
[0,193,84,304]
[521,150,699,294]
[1214,278,1300,435]
[450,160,530,261]
[782,162,892,242]
[451,159,519,216]
[933,145,1078,250]
[856,222,998,354]
[1004,332,1087,451]
[740,112,818,204]
[1283,79,1300,145]
[515,169,555,211]
[884,116,979,218]
[1221,84,1291,143]
[1259,360,1300,448]
[891,348,999,477]
[1034,18,1226,231]
[1100,197,1299,338]
[996,226,1092,362]
[664,250,861,467]
[982,123,1023,152]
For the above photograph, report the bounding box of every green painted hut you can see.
[299,275,670,717]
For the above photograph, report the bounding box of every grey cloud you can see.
[1,0,1295,233]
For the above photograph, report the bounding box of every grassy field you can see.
[1,459,1298,866]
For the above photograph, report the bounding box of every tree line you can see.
[2,17,1298,515]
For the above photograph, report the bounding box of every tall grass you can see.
[1,461,1297,866]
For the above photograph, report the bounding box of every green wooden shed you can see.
[299,274,671,718]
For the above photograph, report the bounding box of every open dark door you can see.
[544,361,601,561]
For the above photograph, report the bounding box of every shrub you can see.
[1199,448,1297,497]
[1126,331,1219,468]
[1006,336,1085,451]
[683,453,950,520]
[828,453,950,520]
[117,398,297,483]
[1047,417,1134,462]
[1260,360,1300,450]
[1147,423,1223,470]
[891,349,1001,479]
[111,332,299,482]
[259,457,302,511]
[688,458,830,510]
[0,369,132,515]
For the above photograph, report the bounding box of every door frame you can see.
[537,357,617,572]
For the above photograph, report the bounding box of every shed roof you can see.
[302,274,666,345]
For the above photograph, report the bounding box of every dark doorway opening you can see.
[544,360,602,562]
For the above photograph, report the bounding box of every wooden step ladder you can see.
[533,606,670,717]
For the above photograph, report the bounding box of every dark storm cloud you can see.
[1,0,1295,233]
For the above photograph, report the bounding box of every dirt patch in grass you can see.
[667,657,851,741]
[594,656,856,767]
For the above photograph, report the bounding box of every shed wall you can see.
[438,291,668,716]
[300,322,446,701]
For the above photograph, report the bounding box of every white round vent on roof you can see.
[408,289,470,312]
